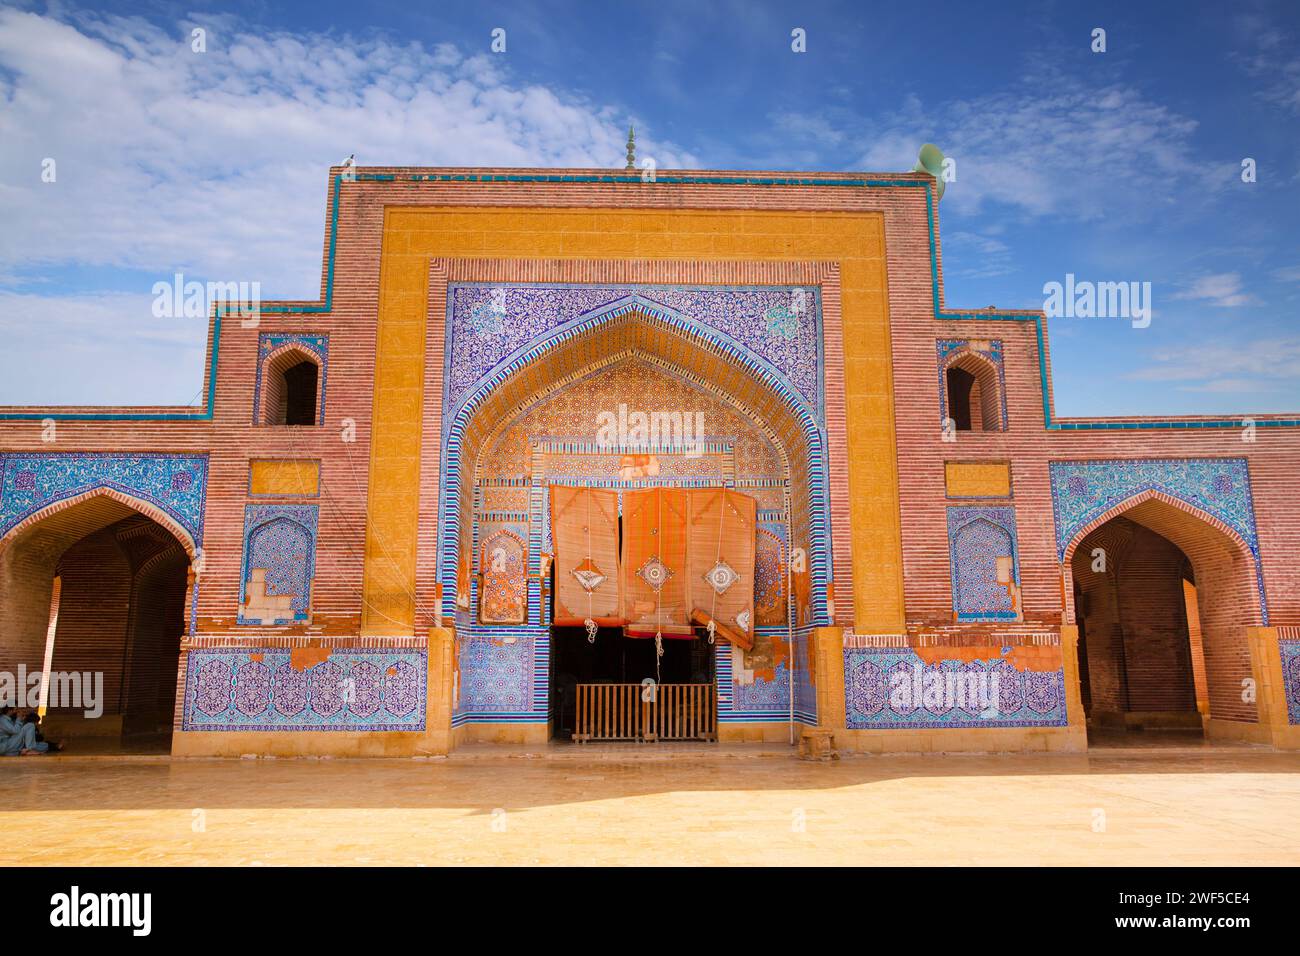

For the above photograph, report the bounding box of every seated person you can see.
[0,705,61,755]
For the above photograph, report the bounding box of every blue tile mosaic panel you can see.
[237,504,319,625]
[0,452,208,546]
[947,506,1021,622]
[182,648,426,731]
[1048,458,1258,561]
[446,283,824,415]
[1282,641,1300,726]
[844,648,1067,729]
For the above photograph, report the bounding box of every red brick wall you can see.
[1072,518,1198,717]
[1,167,1297,736]
[50,528,131,714]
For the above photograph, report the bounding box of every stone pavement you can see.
[4,747,1298,866]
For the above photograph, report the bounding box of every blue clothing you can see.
[0,714,49,754]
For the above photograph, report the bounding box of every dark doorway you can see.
[283,360,319,425]
[550,627,714,740]
[945,365,975,431]
[1072,515,1205,744]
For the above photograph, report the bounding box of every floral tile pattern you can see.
[446,283,824,414]
[844,648,1067,729]
[0,452,208,545]
[947,506,1020,622]
[181,649,426,731]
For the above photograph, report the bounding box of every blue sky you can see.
[1,0,1297,414]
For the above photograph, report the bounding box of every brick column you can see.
[1247,627,1299,750]
[812,626,846,734]
[1059,624,1090,751]
[424,626,455,754]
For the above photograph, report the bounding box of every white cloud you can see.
[850,75,1228,222]
[1232,14,1300,115]
[1170,273,1259,308]
[0,10,696,402]
[941,230,1016,280]
[0,290,207,405]
[1127,335,1300,394]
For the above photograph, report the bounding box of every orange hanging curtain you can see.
[620,487,692,637]
[550,486,623,628]
[687,488,757,649]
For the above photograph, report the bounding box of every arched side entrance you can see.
[1055,472,1265,742]
[436,287,829,733]
[0,487,198,749]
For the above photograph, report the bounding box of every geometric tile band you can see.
[0,452,209,546]
[181,649,426,731]
[1048,458,1258,561]
[844,648,1067,729]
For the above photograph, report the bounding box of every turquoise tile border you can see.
[4,169,1295,433]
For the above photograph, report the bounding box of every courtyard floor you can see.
[4,744,1299,866]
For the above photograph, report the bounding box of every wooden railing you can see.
[573,682,717,743]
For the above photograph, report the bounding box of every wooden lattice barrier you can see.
[573,683,717,742]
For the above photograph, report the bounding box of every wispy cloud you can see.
[0,9,696,293]
[1232,13,1300,114]
[942,231,1016,279]
[0,8,695,402]
[845,75,1231,223]
[1127,335,1300,395]
[1170,273,1259,308]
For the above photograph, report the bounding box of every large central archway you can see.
[437,294,829,733]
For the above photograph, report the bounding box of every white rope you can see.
[707,487,726,645]
[654,488,663,683]
[584,487,596,643]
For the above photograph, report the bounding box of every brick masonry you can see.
[1,166,1298,752]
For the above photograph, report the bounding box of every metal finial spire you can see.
[625,126,636,170]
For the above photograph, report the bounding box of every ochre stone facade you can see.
[2,166,1299,755]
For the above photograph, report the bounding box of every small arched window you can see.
[281,361,319,426]
[259,347,322,426]
[943,351,1003,432]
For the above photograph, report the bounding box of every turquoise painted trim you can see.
[5,169,1296,430]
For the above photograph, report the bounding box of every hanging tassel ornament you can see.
[655,632,664,658]
[584,617,598,644]
[706,619,716,645]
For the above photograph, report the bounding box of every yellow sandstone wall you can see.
[362,207,906,641]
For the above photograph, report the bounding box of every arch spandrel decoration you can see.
[445,284,824,418]
[1048,458,1266,621]
[0,453,209,554]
